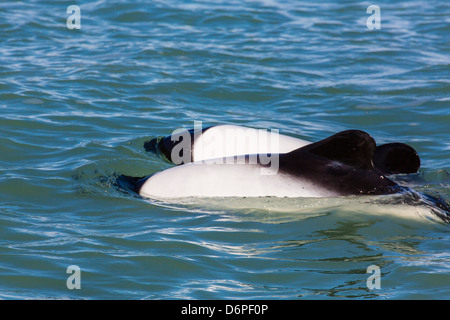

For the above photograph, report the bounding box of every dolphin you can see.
[123,129,420,199]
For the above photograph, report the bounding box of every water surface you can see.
[0,0,449,299]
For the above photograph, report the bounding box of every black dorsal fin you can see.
[295,130,376,170]
[373,143,420,174]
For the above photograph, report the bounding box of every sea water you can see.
[0,0,449,299]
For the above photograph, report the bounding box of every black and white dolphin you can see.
[145,124,420,175]
[123,127,421,199]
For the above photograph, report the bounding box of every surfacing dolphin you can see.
[144,124,420,175]
[117,125,449,223]
[122,127,420,197]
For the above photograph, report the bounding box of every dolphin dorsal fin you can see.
[373,143,420,174]
[295,130,376,170]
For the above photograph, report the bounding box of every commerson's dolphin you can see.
[144,124,311,164]
[121,125,421,198]
[117,125,450,223]
[144,124,420,175]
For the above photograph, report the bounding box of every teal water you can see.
[0,0,449,299]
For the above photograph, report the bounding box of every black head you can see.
[143,126,213,163]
